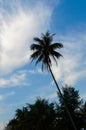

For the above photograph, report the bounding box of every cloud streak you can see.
[0,70,30,87]
[0,0,53,75]
[0,91,15,101]
[51,32,86,85]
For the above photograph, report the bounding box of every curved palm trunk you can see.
[48,65,77,130]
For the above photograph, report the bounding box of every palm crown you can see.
[30,31,63,70]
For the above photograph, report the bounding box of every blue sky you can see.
[0,0,86,129]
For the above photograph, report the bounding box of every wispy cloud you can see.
[47,92,57,99]
[0,91,15,101]
[51,32,86,85]
[0,70,30,87]
[0,122,5,130]
[0,0,54,75]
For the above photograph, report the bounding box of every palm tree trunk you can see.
[48,65,77,130]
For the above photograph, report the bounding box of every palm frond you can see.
[35,54,43,65]
[33,37,42,42]
[41,31,55,44]
[51,51,63,59]
[51,55,58,65]
[33,37,44,46]
[30,44,42,50]
[41,31,50,37]
[42,57,51,70]
[30,51,41,61]
[50,43,63,49]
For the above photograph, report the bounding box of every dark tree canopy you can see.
[4,86,86,130]
[5,98,56,130]
[56,85,83,130]
[58,85,82,111]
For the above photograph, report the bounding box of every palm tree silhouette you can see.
[30,31,77,130]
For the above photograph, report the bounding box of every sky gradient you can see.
[0,0,86,129]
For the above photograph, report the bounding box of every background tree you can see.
[5,98,56,130]
[56,85,83,130]
[80,102,86,129]
[26,98,56,130]
[6,118,18,130]
[15,107,29,130]
[4,86,85,130]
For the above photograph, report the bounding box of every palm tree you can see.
[30,31,77,130]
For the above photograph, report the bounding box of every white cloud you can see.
[0,95,3,100]
[0,67,49,88]
[0,71,29,87]
[0,122,5,130]
[0,1,53,75]
[51,32,86,85]
[47,92,57,99]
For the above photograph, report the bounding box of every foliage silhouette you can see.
[4,86,85,130]
[56,85,83,130]
[5,98,56,130]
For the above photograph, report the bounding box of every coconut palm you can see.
[30,31,63,95]
[30,31,77,130]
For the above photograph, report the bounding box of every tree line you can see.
[4,86,86,130]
